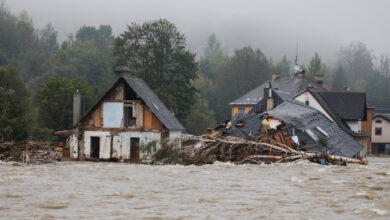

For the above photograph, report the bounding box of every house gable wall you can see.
[231,105,253,117]
[80,80,165,131]
[143,107,163,130]
[294,91,335,122]
[346,121,361,133]
[372,116,390,143]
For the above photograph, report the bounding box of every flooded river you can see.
[1,158,389,219]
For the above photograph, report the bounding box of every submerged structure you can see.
[371,111,390,155]
[245,80,370,157]
[226,100,363,158]
[58,74,185,162]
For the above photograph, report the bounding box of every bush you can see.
[153,141,192,165]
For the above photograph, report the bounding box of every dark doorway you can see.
[91,137,100,158]
[130,138,140,163]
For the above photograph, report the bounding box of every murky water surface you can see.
[0,158,389,219]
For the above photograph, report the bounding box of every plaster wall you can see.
[346,121,361,133]
[120,131,161,160]
[372,117,390,143]
[69,134,78,159]
[83,131,111,159]
[294,92,335,122]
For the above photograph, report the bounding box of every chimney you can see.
[115,66,131,77]
[264,82,274,110]
[272,73,280,81]
[314,74,324,84]
[73,90,81,126]
[263,81,271,98]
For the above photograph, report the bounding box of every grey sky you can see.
[5,0,390,64]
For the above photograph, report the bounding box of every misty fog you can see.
[6,0,390,64]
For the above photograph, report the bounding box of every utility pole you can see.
[382,55,389,97]
[293,42,299,75]
[386,56,389,97]
[295,42,298,66]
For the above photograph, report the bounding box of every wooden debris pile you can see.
[162,134,367,166]
[0,141,62,164]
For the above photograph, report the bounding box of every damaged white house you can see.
[57,73,185,162]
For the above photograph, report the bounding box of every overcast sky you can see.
[5,0,390,64]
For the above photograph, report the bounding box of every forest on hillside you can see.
[1,3,390,141]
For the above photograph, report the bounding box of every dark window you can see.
[124,106,136,127]
[124,84,138,100]
[375,119,383,124]
[375,127,382,135]
[305,100,309,105]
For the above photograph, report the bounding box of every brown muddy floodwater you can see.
[0,158,390,220]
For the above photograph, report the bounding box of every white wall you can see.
[294,91,335,122]
[83,131,111,159]
[120,131,161,160]
[81,130,161,160]
[112,135,122,159]
[346,121,361,133]
[69,134,78,159]
[169,130,183,148]
[372,117,390,143]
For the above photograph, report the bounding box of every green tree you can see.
[113,19,198,120]
[199,34,228,80]
[0,49,7,65]
[76,25,113,58]
[0,66,31,141]
[183,94,216,135]
[27,34,114,94]
[215,46,272,121]
[0,3,20,59]
[193,74,217,107]
[339,42,374,89]
[0,3,59,80]
[58,39,112,86]
[38,23,58,56]
[274,55,290,74]
[333,65,347,86]
[35,76,95,136]
[18,22,59,81]
[308,52,323,75]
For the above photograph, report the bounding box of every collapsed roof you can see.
[226,100,362,158]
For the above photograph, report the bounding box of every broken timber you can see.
[178,135,367,166]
